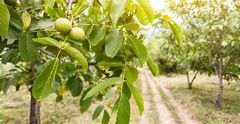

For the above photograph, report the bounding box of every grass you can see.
[1,74,239,124]
[0,86,105,124]
[0,86,143,124]
[168,82,240,124]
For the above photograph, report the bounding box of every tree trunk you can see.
[188,82,192,89]
[186,72,191,89]
[30,89,41,124]
[186,71,198,89]
[215,52,223,110]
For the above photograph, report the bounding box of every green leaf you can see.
[112,97,120,113]
[32,59,59,100]
[135,3,148,25]
[105,87,117,99]
[92,105,104,120]
[63,45,88,71]
[72,0,88,16]
[0,78,10,93]
[116,94,130,124]
[110,0,127,26]
[66,76,83,97]
[84,77,122,100]
[124,65,143,115]
[56,95,63,102]
[1,49,19,64]
[89,26,106,46]
[80,88,93,112]
[136,0,154,22]
[34,37,88,70]
[0,2,10,38]
[44,0,55,9]
[99,0,110,9]
[44,0,56,14]
[97,60,124,67]
[32,37,61,48]
[161,15,184,44]
[0,40,7,53]
[128,36,148,65]
[122,82,131,99]
[123,22,140,31]
[7,6,23,41]
[105,29,123,58]
[101,110,110,124]
[84,25,94,39]
[4,0,17,7]
[126,82,144,115]
[147,58,159,76]
[125,66,138,83]
[169,21,184,45]
[19,33,38,62]
[30,19,54,31]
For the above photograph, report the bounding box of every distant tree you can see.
[165,0,240,109]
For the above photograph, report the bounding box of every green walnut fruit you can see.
[69,27,85,41]
[60,41,71,49]
[54,18,72,34]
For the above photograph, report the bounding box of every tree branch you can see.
[89,62,111,78]
[190,71,198,84]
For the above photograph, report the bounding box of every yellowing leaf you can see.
[22,12,31,30]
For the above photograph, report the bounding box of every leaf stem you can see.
[122,62,127,81]
[56,36,68,59]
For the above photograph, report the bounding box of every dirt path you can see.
[143,71,176,124]
[154,75,199,124]
[140,70,200,124]
[140,75,151,123]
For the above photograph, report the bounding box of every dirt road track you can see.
[139,70,200,124]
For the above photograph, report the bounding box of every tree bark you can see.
[186,72,191,89]
[186,71,198,89]
[188,82,192,89]
[30,89,41,124]
[215,52,223,110]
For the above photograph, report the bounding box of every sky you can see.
[150,0,166,11]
